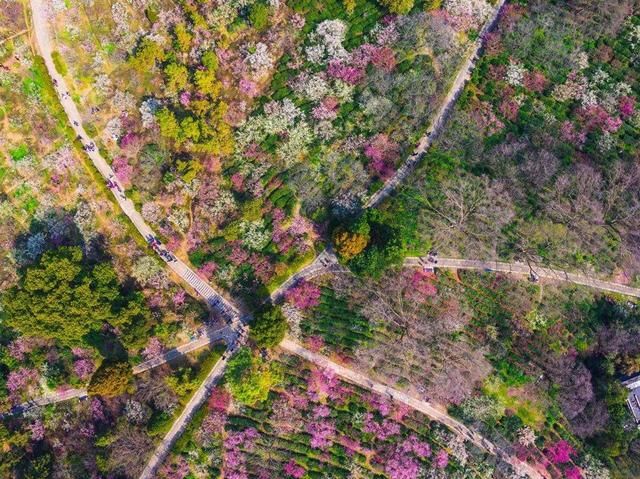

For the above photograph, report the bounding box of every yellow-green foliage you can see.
[51,51,67,76]
[88,361,133,398]
[129,37,166,73]
[379,0,414,14]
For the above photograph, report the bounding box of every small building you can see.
[622,374,640,424]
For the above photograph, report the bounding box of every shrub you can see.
[51,51,67,76]
[88,361,132,398]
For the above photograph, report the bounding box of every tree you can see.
[250,306,287,348]
[226,348,273,405]
[2,247,149,347]
[156,108,181,142]
[379,0,414,14]
[88,361,132,397]
[164,63,189,93]
[333,228,369,260]
[173,23,192,53]
[249,2,270,32]
[130,37,166,73]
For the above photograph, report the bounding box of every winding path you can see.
[406,257,640,298]
[280,338,548,479]
[30,0,239,323]
[364,0,506,208]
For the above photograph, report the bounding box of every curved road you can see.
[30,0,239,323]
[365,0,506,208]
[280,338,548,479]
[406,257,640,298]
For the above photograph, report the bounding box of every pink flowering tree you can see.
[285,279,322,310]
[545,440,575,464]
[142,337,165,360]
[283,460,306,478]
[434,449,449,469]
[404,270,437,302]
[7,367,39,402]
[364,134,400,179]
[111,156,133,185]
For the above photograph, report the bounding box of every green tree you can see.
[201,51,219,72]
[250,306,287,348]
[173,23,192,53]
[193,69,221,97]
[2,247,150,348]
[226,348,273,405]
[88,360,132,397]
[164,63,189,92]
[156,107,181,142]
[379,0,414,14]
[249,2,270,32]
[129,37,166,73]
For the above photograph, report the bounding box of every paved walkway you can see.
[269,249,347,303]
[280,338,548,479]
[30,0,239,323]
[138,352,232,479]
[364,0,506,208]
[406,257,640,298]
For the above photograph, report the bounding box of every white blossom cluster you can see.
[580,455,611,479]
[281,303,303,339]
[111,2,130,36]
[103,117,123,142]
[94,74,113,96]
[209,189,237,223]
[112,90,136,113]
[245,42,273,73]
[239,219,271,250]
[141,202,163,223]
[168,207,190,232]
[277,121,314,166]
[444,0,492,26]
[570,50,589,70]
[627,22,640,51]
[51,0,66,13]
[505,61,525,87]
[42,145,74,173]
[237,98,303,148]
[291,72,329,101]
[305,19,349,64]
[370,21,399,46]
[139,98,161,128]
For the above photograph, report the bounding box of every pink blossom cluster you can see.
[283,460,306,478]
[560,121,587,147]
[366,393,392,416]
[29,420,45,441]
[313,404,331,418]
[239,79,260,98]
[142,337,164,360]
[172,290,186,307]
[364,133,400,179]
[231,172,245,191]
[523,70,548,92]
[91,397,107,423]
[434,449,449,468]
[248,253,274,283]
[385,451,420,479]
[229,242,251,265]
[159,457,190,479]
[271,210,314,254]
[327,60,365,85]
[111,156,133,185]
[404,270,437,302]
[470,100,504,135]
[200,410,227,437]
[499,98,520,122]
[209,387,231,411]
[7,338,34,361]
[619,96,635,118]
[179,91,191,107]
[198,261,218,280]
[577,105,623,133]
[6,367,39,400]
[224,428,259,478]
[285,279,322,310]
[80,423,95,438]
[119,132,140,150]
[312,96,340,121]
[545,440,575,464]
[565,466,583,479]
[400,435,431,458]
[73,358,95,380]
[306,335,325,352]
[363,413,401,440]
[307,368,348,402]
[307,419,335,449]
